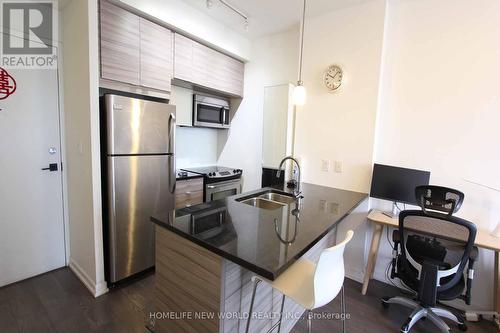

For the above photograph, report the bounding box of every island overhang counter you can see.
[151,182,367,333]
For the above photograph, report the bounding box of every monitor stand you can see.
[382,202,400,219]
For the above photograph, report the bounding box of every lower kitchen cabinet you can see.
[175,178,204,209]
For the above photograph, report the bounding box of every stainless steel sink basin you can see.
[239,197,286,210]
[236,190,296,210]
[258,192,296,205]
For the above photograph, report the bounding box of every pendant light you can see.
[293,0,307,106]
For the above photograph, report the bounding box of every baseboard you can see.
[69,258,108,297]
[346,267,364,283]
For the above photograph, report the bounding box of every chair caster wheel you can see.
[400,318,411,333]
[381,297,390,309]
[458,323,468,331]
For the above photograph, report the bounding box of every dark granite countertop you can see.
[151,183,367,280]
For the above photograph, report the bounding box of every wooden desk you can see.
[363,210,500,328]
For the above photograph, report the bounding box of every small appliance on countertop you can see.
[176,169,204,180]
[181,166,243,202]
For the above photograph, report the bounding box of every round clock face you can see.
[324,65,343,91]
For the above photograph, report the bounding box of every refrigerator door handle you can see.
[168,112,176,194]
[168,113,176,154]
[168,155,176,194]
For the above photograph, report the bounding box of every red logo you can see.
[0,67,17,100]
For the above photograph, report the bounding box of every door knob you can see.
[41,163,58,171]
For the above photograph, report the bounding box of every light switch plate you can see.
[334,161,343,173]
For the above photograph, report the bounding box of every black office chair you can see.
[382,185,478,333]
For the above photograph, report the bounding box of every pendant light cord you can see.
[298,0,306,84]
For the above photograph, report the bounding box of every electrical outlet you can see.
[328,202,339,215]
[334,160,343,173]
[321,159,330,172]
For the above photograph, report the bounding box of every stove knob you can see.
[233,169,237,173]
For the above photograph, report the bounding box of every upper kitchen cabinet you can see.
[140,18,173,92]
[100,0,140,85]
[174,33,244,97]
[99,0,174,93]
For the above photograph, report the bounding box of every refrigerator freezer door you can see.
[105,94,176,155]
[107,154,175,282]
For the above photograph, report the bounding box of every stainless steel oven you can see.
[206,178,241,202]
[193,94,230,129]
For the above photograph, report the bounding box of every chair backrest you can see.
[399,210,476,292]
[313,230,354,309]
[415,185,464,216]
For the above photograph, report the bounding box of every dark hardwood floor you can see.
[0,267,497,333]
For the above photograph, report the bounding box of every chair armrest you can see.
[391,230,400,279]
[392,229,400,243]
[463,246,478,305]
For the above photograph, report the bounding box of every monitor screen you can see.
[370,164,430,205]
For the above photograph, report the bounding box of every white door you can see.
[0,63,66,286]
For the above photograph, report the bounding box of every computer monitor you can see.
[370,163,431,206]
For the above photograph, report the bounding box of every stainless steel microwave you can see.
[193,94,230,129]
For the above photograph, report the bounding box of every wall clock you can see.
[324,65,343,91]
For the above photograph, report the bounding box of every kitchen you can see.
[1,0,500,333]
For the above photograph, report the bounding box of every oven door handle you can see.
[207,179,241,189]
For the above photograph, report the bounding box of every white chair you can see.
[245,230,354,333]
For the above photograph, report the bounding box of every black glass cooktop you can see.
[181,166,234,175]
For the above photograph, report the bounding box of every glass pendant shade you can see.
[293,83,306,106]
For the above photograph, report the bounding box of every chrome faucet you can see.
[276,156,301,197]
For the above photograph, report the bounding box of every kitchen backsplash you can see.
[176,126,218,169]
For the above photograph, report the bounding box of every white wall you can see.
[61,0,107,297]
[293,0,387,281]
[294,0,386,194]
[217,28,299,192]
[372,0,500,310]
[117,0,251,60]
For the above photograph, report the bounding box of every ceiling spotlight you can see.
[206,0,213,9]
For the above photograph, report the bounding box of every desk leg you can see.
[495,251,500,329]
[362,223,384,295]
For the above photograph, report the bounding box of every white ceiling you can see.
[181,0,370,39]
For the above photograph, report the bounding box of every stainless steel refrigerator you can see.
[103,94,176,283]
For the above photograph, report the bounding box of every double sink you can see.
[236,190,297,210]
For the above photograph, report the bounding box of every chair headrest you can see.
[415,185,464,216]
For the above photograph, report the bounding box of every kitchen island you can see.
[151,183,367,333]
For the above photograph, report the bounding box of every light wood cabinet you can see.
[99,0,173,92]
[140,18,173,92]
[169,85,193,127]
[173,34,194,83]
[175,178,204,209]
[174,33,244,97]
[100,0,140,85]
